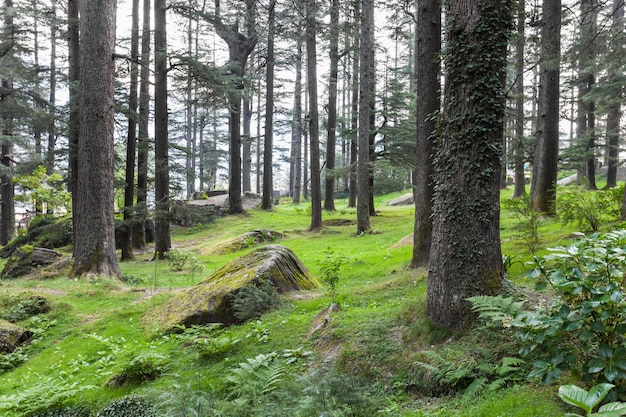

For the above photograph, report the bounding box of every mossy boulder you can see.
[144,244,319,331]
[203,229,284,255]
[0,318,32,353]
[1,247,63,279]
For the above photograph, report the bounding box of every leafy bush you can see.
[558,186,623,231]
[96,395,156,417]
[502,195,541,253]
[0,293,50,323]
[231,280,284,322]
[165,248,204,273]
[317,248,346,304]
[105,351,168,388]
[471,231,626,395]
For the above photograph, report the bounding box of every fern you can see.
[467,295,525,327]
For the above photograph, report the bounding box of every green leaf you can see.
[558,384,615,414]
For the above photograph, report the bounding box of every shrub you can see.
[165,248,204,273]
[471,231,626,396]
[31,406,92,417]
[316,248,346,304]
[0,293,50,323]
[502,195,541,253]
[558,186,622,232]
[231,280,284,322]
[105,352,168,388]
[96,396,156,417]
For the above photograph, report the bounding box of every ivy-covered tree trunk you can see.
[428,0,512,331]
[73,0,120,277]
[410,0,440,268]
[530,0,561,215]
[306,0,322,231]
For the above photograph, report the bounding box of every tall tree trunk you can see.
[410,0,440,268]
[0,0,15,245]
[323,0,339,212]
[291,29,303,204]
[262,0,277,210]
[154,0,171,258]
[134,0,150,249]
[242,95,252,192]
[607,0,624,189]
[356,0,373,234]
[215,0,257,214]
[530,0,561,215]
[347,0,359,209]
[68,0,80,257]
[577,0,597,190]
[513,0,526,198]
[47,0,57,177]
[306,0,322,231]
[73,0,120,277]
[121,0,140,261]
[428,0,511,331]
[186,9,195,199]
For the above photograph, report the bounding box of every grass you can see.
[0,188,616,416]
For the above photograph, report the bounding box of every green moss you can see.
[143,245,320,331]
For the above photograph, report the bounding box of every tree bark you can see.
[134,0,150,249]
[513,0,526,198]
[356,0,373,234]
[607,0,623,189]
[347,3,359,209]
[410,0,440,268]
[291,29,303,204]
[262,0,277,210]
[428,0,511,331]
[121,0,140,261]
[306,0,322,231]
[530,0,561,215]
[68,0,80,257]
[323,0,340,212]
[73,0,120,277]
[154,0,171,258]
[46,0,57,177]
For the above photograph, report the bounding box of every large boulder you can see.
[144,244,319,331]
[387,193,414,206]
[1,247,63,279]
[0,319,32,353]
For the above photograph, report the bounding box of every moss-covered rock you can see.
[1,247,63,279]
[0,318,32,353]
[203,229,284,255]
[144,244,319,331]
[0,216,72,258]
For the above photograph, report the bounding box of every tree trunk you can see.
[323,0,339,212]
[607,0,623,189]
[121,0,140,261]
[291,29,303,204]
[68,0,80,257]
[154,0,171,259]
[513,0,526,198]
[410,0,440,268]
[242,95,252,192]
[530,0,561,215]
[348,5,359,209]
[134,0,150,249]
[73,0,120,277]
[261,0,277,210]
[46,0,57,177]
[306,0,322,231]
[356,0,373,234]
[215,0,257,215]
[428,0,511,331]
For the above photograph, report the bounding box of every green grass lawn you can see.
[0,188,615,416]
